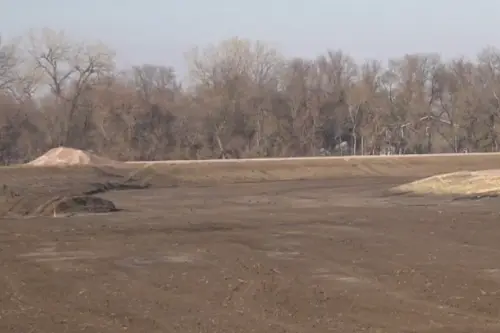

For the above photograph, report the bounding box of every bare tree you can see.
[476,47,500,151]
[0,36,20,92]
[186,37,284,157]
[4,28,500,164]
[378,54,441,154]
[186,37,283,88]
[310,50,357,155]
[131,64,179,104]
[347,60,383,155]
[27,28,115,146]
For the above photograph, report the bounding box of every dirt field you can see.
[2,158,500,332]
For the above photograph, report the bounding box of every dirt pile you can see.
[26,147,119,166]
[391,169,500,197]
[35,195,117,216]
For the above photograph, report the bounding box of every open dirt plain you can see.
[2,156,500,332]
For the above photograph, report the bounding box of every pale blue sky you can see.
[2,0,499,75]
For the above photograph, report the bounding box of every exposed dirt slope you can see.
[9,153,500,216]
[138,153,500,183]
[0,166,153,217]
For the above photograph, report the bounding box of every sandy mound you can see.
[27,147,118,166]
[391,170,500,196]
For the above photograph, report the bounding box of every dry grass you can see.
[391,169,500,196]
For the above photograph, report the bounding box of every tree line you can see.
[1,28,500,164]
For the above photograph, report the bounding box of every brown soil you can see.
[34,195,118,216]
[0,165,153,217]
[2,157,500,332]
[132,152,500,181]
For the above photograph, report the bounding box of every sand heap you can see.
[27,147,119,166]
[391,170,500,196]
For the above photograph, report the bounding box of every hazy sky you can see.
[2,0,499,76]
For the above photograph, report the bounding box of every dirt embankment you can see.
[0,148,150,216]
[5,148,500,216]
[132,153,500,184]
[23,147,500,183]
[0,165,154,217]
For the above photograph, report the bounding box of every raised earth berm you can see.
[0,163,155,217]
[390,169,500,197]
[26,147,120,166]
[34,195,118,216]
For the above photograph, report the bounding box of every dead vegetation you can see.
[2,30,500,164]
[391,169,500,197]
